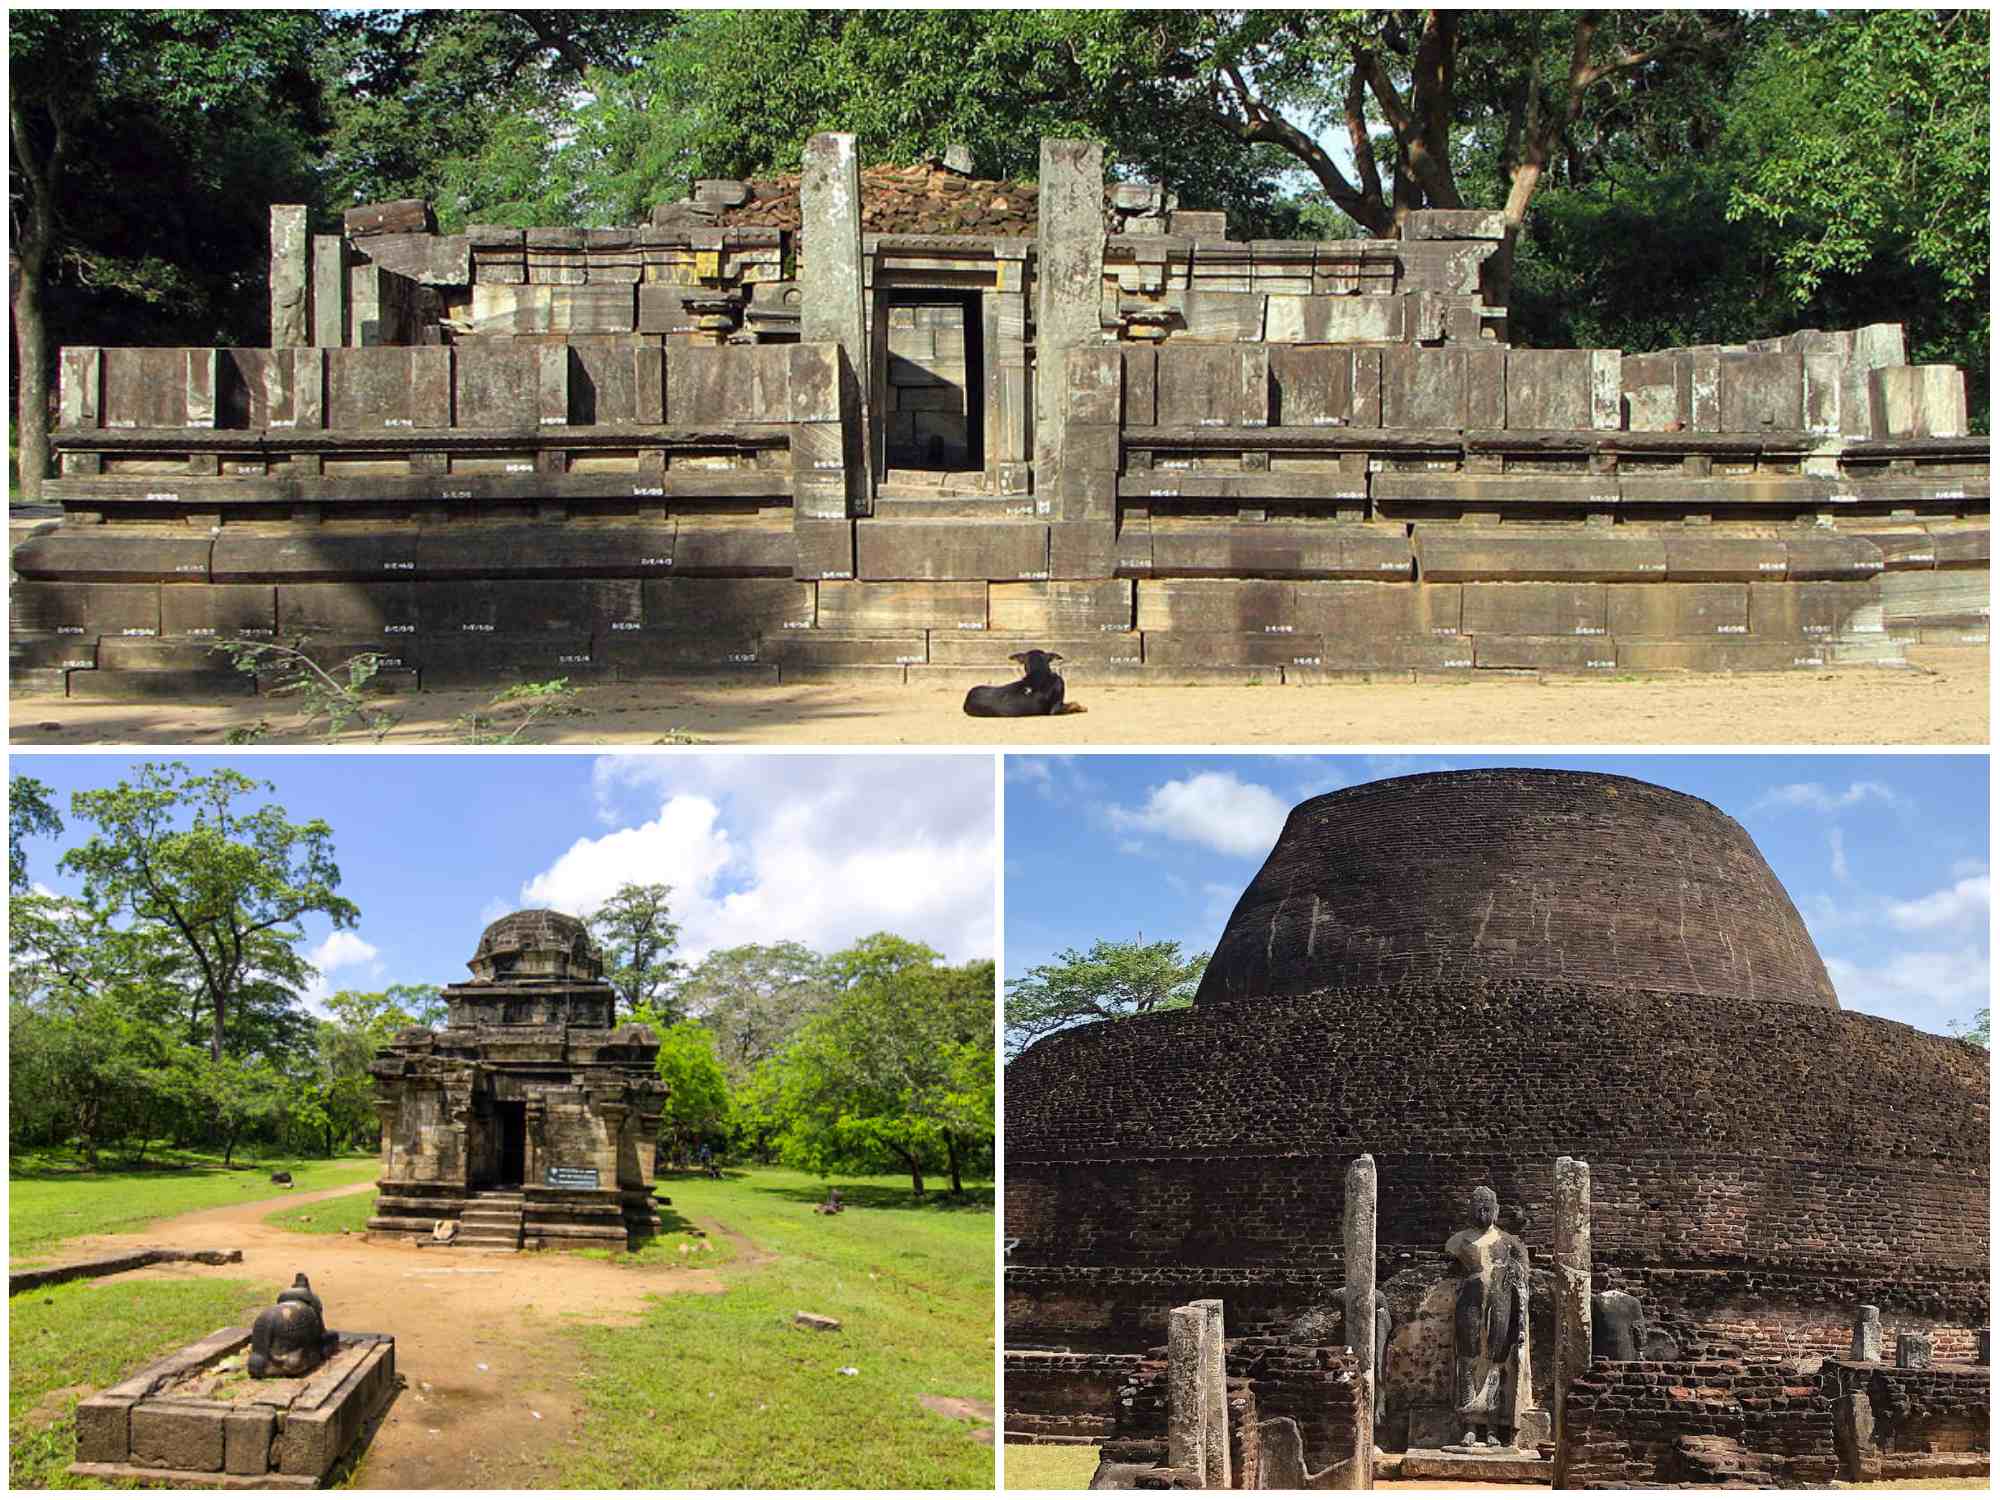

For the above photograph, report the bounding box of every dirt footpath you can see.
[57,1182,723,1489]
[10,645,1988,746]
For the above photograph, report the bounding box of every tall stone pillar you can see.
[800,132,869,520]
[1193,1298,1229,1489]
[1851,1305,1883,1362]
[311,234,346,348]
[1552,1156,1592,1483]
[270,206,309,348]
[1167,1303,1209,1483]
[1033,137,1114,576]
[1343,1153,1377,1488]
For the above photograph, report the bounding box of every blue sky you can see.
[1005,754,1990,1037]
[13,753,996,1012]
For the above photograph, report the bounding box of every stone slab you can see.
[1415,528,1669,583]
[817,580,987,633]
[1402,1448,1552,1482]
[854,520,1048,581]
[1472,635,1620,672]
[1462,582,1609,637]
[988,579,1133,634]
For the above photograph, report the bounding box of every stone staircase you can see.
[454,1189,525,1252]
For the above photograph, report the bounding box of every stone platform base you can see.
[1402,1446,1553,1482]
[72,1327,396,1487]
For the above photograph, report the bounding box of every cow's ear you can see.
[1047,652,1064,663]
[1008,652,1029,665]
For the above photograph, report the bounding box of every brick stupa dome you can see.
[468,909,602,984]
[1196,769,1839,1011]
[1006,769,1987,1388]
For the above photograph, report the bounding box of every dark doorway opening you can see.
[883,291,984,471]
[494,1101,527,1186]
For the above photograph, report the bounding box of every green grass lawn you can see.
[262,1186,378,1235]
[10,1276,276,1488]
[1005,1441,1099,1489]
[560,1165,995,1490]
[9,1150,379,1265]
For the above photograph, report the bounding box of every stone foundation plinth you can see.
[70,1327,395,1488]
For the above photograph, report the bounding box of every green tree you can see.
[755,937,993,1198]
[636,1015,732,1164]
[1004,938,1208,1054]
[9,775,62,893]
[9,9,326,500]
[586,883,684,1022]
[679,941,835,1085]
[59,763,358,1062]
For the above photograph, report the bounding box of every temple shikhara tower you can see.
[368,910,665,1252]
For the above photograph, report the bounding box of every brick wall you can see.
[1557,1357,1840,1487]
[1195,770,1837,1009]
[1002,1351,1148,1443]
[1005,980,1987,1357]
[1556,1358,1989,1487]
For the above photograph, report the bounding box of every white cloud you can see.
[1951,857,1990,880]
[1825,945,1990,1031]
[1754,780,1905,816]
[1885,875,1991,933]
[302,931,382,1010]
[519,756,995,964]
[1828,827,1849,882]
[1104,772,1290,859]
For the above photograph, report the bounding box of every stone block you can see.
[312,235,345,347]
[213,529,421,583]
[760,634,925,667]
[1383,345,1466,429]
[926,632,1139,666]
[270,206,310,348]
[1463,582,1608,638]
[1852,1305,1884,1362]
[12,581,161,636]
[276,582,420,637]
[1663,535,1789,582]
[466,285,635,336]
[1415,528,1669,583]
[11,634,99,671]
[1048,519,1120,580]
[817,580,986,633]
[129,1401,228,1472]
[1142,631,1323,668]
[665,525,795,577]
[1136,578,1294,633]
[345,198,433,237]
[1880,568,1989,628]
[1606,583,1748,638]
[1295,580,1463,639]
[1896,1333,1934,1369]
[223,1409,274,1476]
[1506,349,1597,430]
[1748,581,1877,639]
[1616,638,1829,672]
[1473,636,1618,672]
[11,527,212,583]
[793,519,854,581]
[73,1395,136,1464]
[1784,533,1883,582]
[1718,351,1804,432]
[641,577,813,635]
[1264,294,1402,344]
[988,579,1132,634]
[854,521,1047,582]
[1872,366,1968,438]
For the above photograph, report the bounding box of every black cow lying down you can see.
[962,649,1085,717]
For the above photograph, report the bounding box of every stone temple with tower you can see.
[367,909,665,1252]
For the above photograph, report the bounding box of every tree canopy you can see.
[12,8,1988,490]
[1005,937,1209,1054]
[586,881,684,1022]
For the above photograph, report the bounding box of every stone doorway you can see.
[882,291,983,473]
[494,1100,527,1187]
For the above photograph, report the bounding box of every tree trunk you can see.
[9,99,53,505]
[899,1146,926,1197]
[944,1131,964,1195]
[223,1125,239,1167]
[211,996,227,1063]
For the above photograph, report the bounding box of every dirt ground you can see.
[10,644,1988,746]
[53,1181,724,1489]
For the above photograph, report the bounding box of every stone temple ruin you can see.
[12,135,1988,699]
[1004,769,1990,1487]
[367,909,665,1252]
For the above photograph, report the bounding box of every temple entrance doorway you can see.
[494,1101,527,1187]
[882,291,983,476]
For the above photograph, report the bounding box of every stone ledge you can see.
[1401,1446,1553,1482]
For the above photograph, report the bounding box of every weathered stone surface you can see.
[1851,1304,1883,1362]
[854,520,1048,581]
[311,235,345,348]
[270,207,310,348]
[793,1312,841,1332]
[1165,1304,1206,1481]
[1035,138,1107,519]
[1896,1332,1934,1369]
[988,579,1132,634]
[222,1409,273,1476]
[368,914,663,1250]
[345,199,433,237]
[130,1403,229,1472]
[1872,366,1968,439]
[1552,1157,1591,1483]
[1345,1154,1378,1483]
